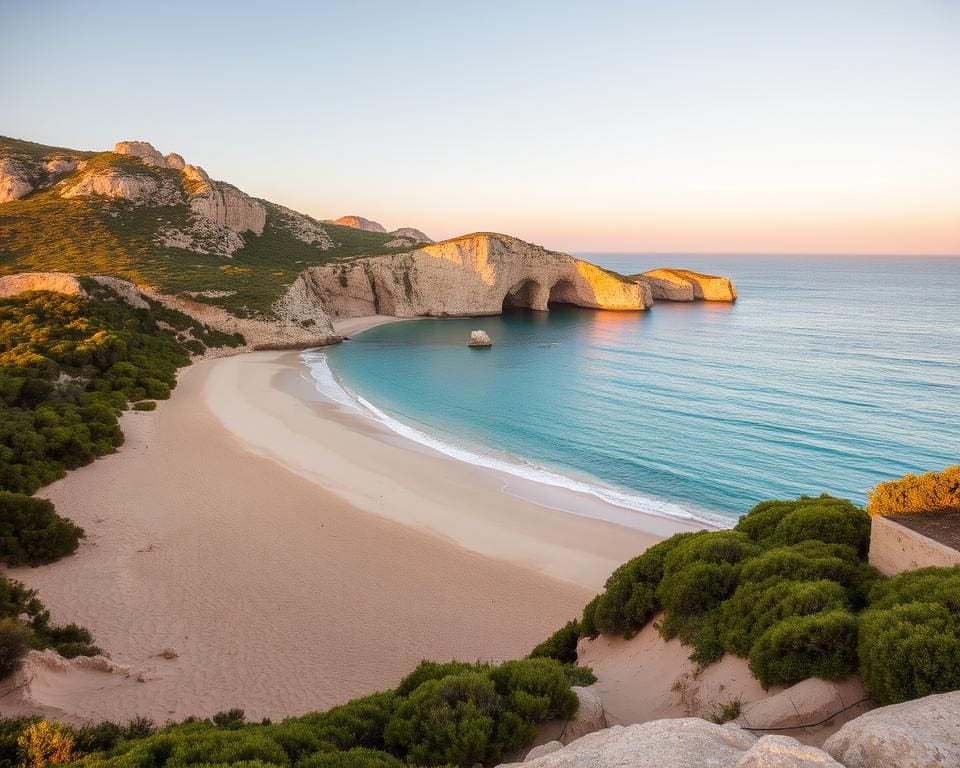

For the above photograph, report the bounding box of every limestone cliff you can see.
[0,272,338,351]
[632,268,737,302]
[334,215,387,233]
[301,233,652,318]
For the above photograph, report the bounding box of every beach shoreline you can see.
[1,316,699,723]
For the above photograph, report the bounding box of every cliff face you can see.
[633,269,737,302]
[0,272,339,351]
[301,233,652,318]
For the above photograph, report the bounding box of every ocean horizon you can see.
[312,254,960,526]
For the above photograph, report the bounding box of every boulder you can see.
[0,272,85,298]
[524,741,562,761]
[468,329,492,347]
[823,691,960,768]
[501,719,757,767]
[734,735,844,767]
[559,685,608,744]
[334,215,387,233]
[735,677,866,730]
[165,152,186,170]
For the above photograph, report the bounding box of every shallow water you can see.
[314,255,960,524]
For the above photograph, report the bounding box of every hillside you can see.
[0,137,401,319]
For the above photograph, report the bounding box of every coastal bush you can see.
[131,401,157,412]
[17,720,76,768]
[735,496,871,558]
[715,577,849,657]
[867,465,960,516]
[294,692,397,751]
[296,747,404,768]
[858,566,960,704]
[581,532,705,638]
[0,573,99,666]
[748,610,859,688]
[0,491,84,565]
[0,619,31,679]
[0,716,39,768]
[529,619,581,663]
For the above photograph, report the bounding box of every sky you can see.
[2,0,958,255]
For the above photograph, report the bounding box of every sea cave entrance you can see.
[502,279,547,311]
[548,278,579,307]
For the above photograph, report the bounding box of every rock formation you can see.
[334,215,387,233]
[823,691,960,768]
[302,233,651,318]
[391,226,433,243]
[735,678,868,731]
[0,272,86,298]
[498,719,841,767]
[468,329,492,347]
[633,268,737,302]
[0,149,84,203]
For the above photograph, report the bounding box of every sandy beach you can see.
[1,317,697,723]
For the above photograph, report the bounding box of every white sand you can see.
[2,319,698,723]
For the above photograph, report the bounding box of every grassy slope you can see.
[0,137,400,317]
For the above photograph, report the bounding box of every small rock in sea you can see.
[468,329,492,347]
[157,647,179,660]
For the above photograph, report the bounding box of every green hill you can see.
[0,137,403,317]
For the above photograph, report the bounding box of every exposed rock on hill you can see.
[823,691,960,768]
[334,215,387,233]
[0,143,87,203]
[633,268,737,302]
[391,226,433,243]
[0,272,86,298]
[304,233,651,318]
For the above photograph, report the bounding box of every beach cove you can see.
[2,317,694,723]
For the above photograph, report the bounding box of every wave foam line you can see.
[301,350,728,529]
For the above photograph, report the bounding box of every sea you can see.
[303,254,960,527]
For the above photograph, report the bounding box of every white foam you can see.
[300,350,729,529]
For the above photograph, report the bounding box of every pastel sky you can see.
[2,0,958,254]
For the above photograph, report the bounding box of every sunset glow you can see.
[3,0,958,255]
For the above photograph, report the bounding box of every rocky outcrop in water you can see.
[633,268,737,302]
[303,233,651,318]
[334,215,387,233]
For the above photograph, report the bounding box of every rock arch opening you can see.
[548,279,579,307]
[502,279,547,311]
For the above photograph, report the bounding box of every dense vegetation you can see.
[534,493,960,705]
[0,137,407,317]
[867,465,960,517]
[0,658,578,768]
[0,286,243,676]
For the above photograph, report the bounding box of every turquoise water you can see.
[313,255,960,524]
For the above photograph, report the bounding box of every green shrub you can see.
[529,619,580,663]
[296,747,404,768]
[384,671,505,766]
[292,692,397,753]
[858,567,960,704]
[395,661,485,697]
[581,532,706,638]
[132,401,156,412]
[488,658,578,722]
[748,610,859,688]
[0,619,32,679]
[736,496,871,558]
[715,577,849,657]
[656,562,741,640]
[867,466,960,516]
[0,492,84,565]
[0,716,39,768]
